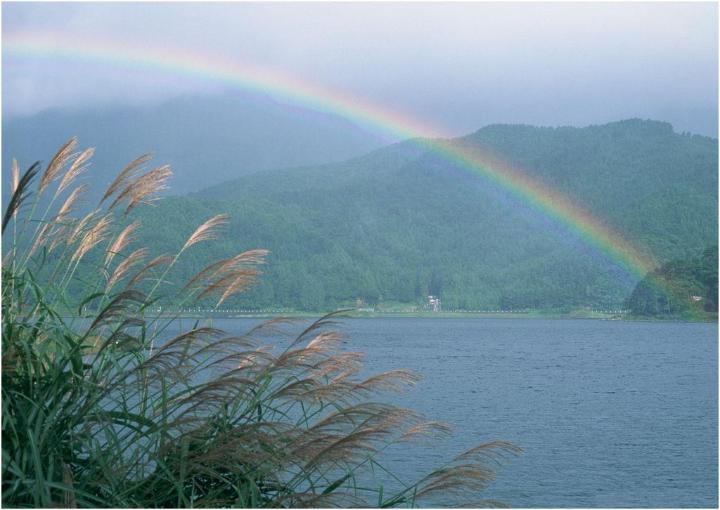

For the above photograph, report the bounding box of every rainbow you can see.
[3,31,658,279]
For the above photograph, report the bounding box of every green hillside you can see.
[120,119,717,312]
[627,245,718,320]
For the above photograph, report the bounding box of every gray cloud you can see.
[3,2,717,136]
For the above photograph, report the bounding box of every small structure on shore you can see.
[427,295,441,312]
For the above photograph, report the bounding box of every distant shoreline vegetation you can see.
[626,245,718,322]
[57,308,713,323]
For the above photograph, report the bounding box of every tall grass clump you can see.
[2,138,520,508]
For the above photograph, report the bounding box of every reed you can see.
[2,139,520,508]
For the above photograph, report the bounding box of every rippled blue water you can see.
[209,317,717,508]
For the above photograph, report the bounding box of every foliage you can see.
[626,245,718,320]
[2,139,520,507]
[120,120,716,312]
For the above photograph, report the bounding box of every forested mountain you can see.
[2,92,385,200]
[118,119,717,312]
[627,245,718,320]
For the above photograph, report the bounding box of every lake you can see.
[201,317,717,508]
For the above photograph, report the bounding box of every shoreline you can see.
[61,310,717,323]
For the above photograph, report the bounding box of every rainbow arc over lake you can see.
[4,31,658,279]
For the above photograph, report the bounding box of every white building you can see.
[427,295,441,312]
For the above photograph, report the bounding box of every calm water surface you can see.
[208,317,717,508]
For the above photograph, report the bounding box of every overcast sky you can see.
[2,2,718,137]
